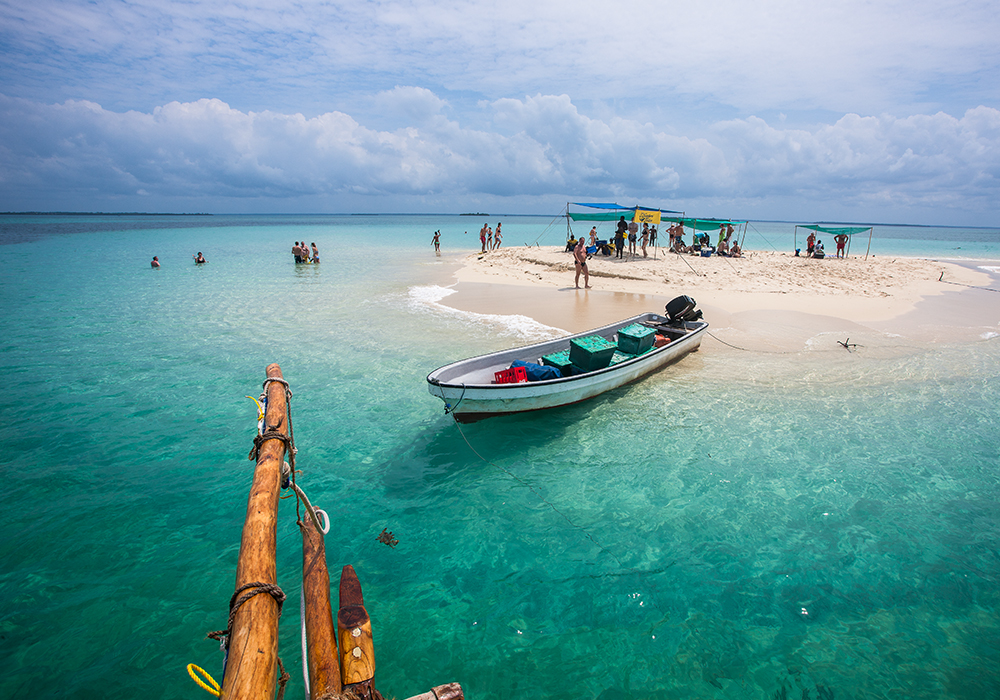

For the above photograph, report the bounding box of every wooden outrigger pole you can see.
[215,364,464,700]
[222,363,288,700]
[300,515,341,697]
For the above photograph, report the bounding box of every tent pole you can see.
[794,225,799,254]
[865,227,874,261]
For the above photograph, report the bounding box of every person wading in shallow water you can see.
[151,256,160,268]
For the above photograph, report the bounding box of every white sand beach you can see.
[442,246,1000,351]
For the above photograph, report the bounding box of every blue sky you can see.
[1,0,999,224]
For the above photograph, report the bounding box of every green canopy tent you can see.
[795,224,874,259]
[661,216,749,250]
[566,203,685,259]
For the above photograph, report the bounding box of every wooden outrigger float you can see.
[198,363,463,700]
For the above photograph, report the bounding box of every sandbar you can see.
[441,246,1000,351]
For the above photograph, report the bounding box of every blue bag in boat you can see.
[511,360,562,381]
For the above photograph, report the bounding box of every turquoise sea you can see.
[1,214,999,700]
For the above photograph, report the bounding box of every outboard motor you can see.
[665,295,703,323]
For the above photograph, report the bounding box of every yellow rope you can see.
[187,663,221,697]
[246,395,265,421]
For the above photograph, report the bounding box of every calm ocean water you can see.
[1,214,998,700]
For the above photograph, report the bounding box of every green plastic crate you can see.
[617,323,657,355]
[541,349,574,374]
[609,350,636,366]
[569,335,616,372]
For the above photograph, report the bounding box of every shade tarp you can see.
[569,202,681,222]
[568,211,631,222]
[798,224,872,236]
[570,202,628,210]
[663,216,746,231]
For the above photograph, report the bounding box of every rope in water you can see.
[706,331,800,354]
[448,415,681,636]
[450,416,623,568]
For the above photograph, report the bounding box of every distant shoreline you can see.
[1,212,213,216]
[1,212,996,230]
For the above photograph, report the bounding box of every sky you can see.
[1,0,999,224]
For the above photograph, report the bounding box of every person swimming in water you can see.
[193,252,206,264]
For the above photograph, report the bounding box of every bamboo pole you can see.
[221,363,288,700]
[300,515,341,698]
[337,565,376,698]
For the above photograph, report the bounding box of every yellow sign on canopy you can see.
[633,209,661,224]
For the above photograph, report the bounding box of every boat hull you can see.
[427,313,707,422]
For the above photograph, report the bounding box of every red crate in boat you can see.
[494,366,528,384]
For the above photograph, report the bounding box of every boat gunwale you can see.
[426,314,707,390]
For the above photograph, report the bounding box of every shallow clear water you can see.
[0,215,998,699]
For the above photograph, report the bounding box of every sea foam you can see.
[406,284,567,341]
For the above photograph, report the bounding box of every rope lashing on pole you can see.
[207,581,288,651]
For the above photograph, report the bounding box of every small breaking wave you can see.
[406,284,567,341]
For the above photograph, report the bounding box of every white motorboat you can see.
[427,297,707,422]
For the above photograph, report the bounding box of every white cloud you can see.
[2,0,998,120]
[1,92,998,221]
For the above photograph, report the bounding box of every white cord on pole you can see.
[300,583,310,700]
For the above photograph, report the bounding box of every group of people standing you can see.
[479,222,502,253]
[802,231,848,259]
[291,241,319,263]
[612,216,659,259]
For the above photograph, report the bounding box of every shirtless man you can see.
[834,233,848,258]
[479,224,488,253]
[574,237,591,288]
[150,256,160,268]
[292,242,303,263]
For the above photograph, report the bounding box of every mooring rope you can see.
[443,383,467,415]
[450,417,623,568]
[706,331,800,354]
[939,272,1000,293]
